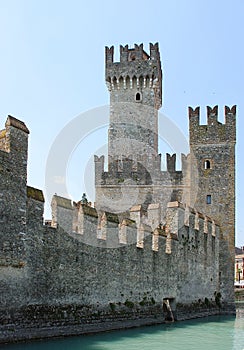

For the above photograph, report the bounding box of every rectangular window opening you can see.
[206,195,211,204]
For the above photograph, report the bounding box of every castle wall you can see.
[0,41,237,343]
[95,153,187,215]
[0,191,232,343]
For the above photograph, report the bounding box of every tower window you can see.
[204,160,211,169]
[206,195,212,204]
[135,92,141,101]
[129,53,136,61]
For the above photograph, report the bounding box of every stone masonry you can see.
[95,46,236,309]
[0,43,236,343]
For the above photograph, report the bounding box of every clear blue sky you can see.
[0,0,243,246]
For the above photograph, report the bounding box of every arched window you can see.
[135,92,141,101]
[204,159,211,169]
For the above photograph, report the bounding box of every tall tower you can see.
[189,105,236,301]
[95,43,187,215]
[95,43,167,214]
[105,43,162,161]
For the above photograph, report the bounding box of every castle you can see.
[0,43,236,343]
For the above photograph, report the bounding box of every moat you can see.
[2,304,244,350]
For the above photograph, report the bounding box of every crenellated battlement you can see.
[0,42,237,340]
[0,115,29,187]
[105,43,162,110]
[95,153,189,186]
[105,46,114,64]
[6,115,29,134]
[50,194,219,253]
[165,201,218,235]
[119,43,150,63]
[189,105,236,125]
[189,105,236,144]
[105,43,160,65]
[0,115,29,153]
[94,152,188,213]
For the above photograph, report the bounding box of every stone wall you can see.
[0,116,29,268]
[94,153,188,214]
[105,43,162,160]
[189,105,236,307]
[0,188,234,343]
[0,42,237,342]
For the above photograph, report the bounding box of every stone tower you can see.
[188,105,236,301]
[94,43,184,215]
[95,43,189,216]
[0,116,29,266]
[105,43,162,160]
[94,43,237,300]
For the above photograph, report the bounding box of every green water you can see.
[2,310,244,350]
